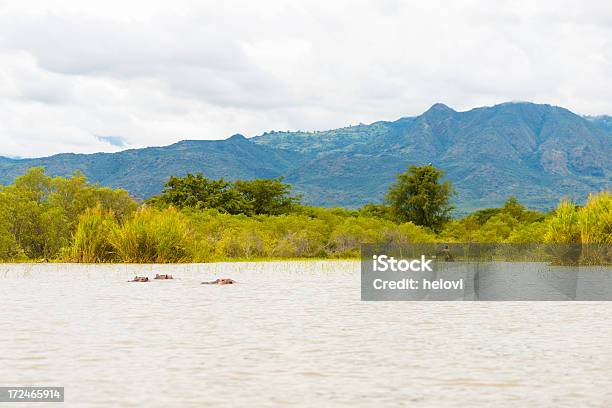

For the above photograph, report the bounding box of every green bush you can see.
[382,222,437,245]
[328,217,389,257]
[507,221,548,244]
[215,227,266,259]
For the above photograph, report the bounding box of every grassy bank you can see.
[0,169,610,263]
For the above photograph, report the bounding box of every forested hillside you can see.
[1,102,610,212]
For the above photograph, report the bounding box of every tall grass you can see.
[545,193,612,244]
[578,191,612,244]
[109,207,191,263]
[543,193,611,264]
[544,200,580,243]
[69,206,117,263]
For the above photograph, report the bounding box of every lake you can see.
[2,261,612,407]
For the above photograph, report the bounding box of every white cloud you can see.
[0,0,611,157]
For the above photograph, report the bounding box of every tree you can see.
[149,173,300,216]
[0,168,137,259]
[234,177,300,215]
[149,173,250,214]
[386,165,454,231]
[0,202,21,260]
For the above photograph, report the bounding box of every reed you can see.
[578,191,612,244]
[544,200,580,244]
[69,206,117,263]
[109,207,192,263]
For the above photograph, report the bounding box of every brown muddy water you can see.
[1,261,611,407]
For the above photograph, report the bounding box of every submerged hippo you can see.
[154,274,174,280]
[130,276,149,282]
[202,278,236,285]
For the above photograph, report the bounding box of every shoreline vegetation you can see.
[0,166,610,264]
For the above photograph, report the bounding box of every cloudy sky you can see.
[1,0,611,157]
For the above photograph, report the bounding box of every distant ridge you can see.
[1,102,610,212]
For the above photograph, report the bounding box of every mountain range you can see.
[0,102,610,213]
